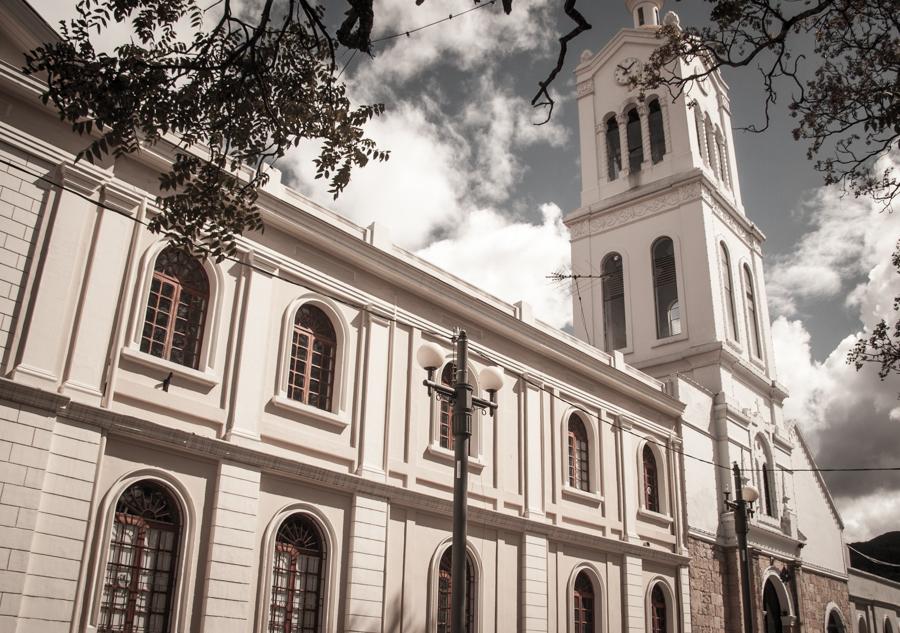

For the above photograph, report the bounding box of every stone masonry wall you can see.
[799,568,851,633]
[688,537,728,633]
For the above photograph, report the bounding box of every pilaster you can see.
[522,376,544,518]
[617,415,639,542]
[356,306,392,480]
[201,462,262,633]
[521,532,548,632]
[343,493,388,633]
[622,554,645,633]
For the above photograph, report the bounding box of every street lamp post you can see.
[724,462,760,633]
[417,330,503,633]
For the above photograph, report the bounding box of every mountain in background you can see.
[850,531,900,583]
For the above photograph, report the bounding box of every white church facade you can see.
[0,1,895,633]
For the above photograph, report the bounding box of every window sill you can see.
[725,339,743,355]
[120,347,219,388]
[748,355,767,373]
[270,395,349,430]
[425,444,485,472]
[650,331,688,349]
[637,507,674,526]
[561,486,604,506]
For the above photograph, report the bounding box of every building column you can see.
[226,251,278,442]
[639,103,652,168]
[522,532,548,632]
[622,554,645,633]
[522,376,545,519]
[343,493,388,633]
[60,184,141,404]
[618,115,631,177]
[677,564,693,633]
[12,162,105,390]
[201,462,262,633]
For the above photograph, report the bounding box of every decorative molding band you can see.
[568,181,702,239]
[576,80,594,98]
[700,184,762,252]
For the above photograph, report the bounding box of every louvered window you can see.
[652,238,681,338]
[626,108,644,173]
[744,265,762,358]
[643,445,660,512]
[720,243,738,341]
[568,415,590,491]
[269,515,325,633]
[140,247,209,369]
[606,117,622,180]
[573,572,595,633]
[287,305,336,411]
[602,253,626,352]
[762,463,774,517]
[437,547,476,633]
[649,100,666,163]
[98,481,181,633]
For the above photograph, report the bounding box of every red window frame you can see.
[98,482,181,633]
[269,515,325,633]
[437,547,476,633]
[568,416,590,491]
[140,247,209,370]
[643,445,660,512]
[287,305,336,411]
[573,571,595,632]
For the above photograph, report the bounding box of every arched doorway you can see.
[763,580,784,633]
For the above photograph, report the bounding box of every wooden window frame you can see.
[568,416,590,492]
[573,571,595,633]
[287,305,337,412]
[643,445,660,513]
[650,585,667,633]
[269,515,325,633]
[436,548,476,633]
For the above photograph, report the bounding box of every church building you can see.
[0,1,895,632]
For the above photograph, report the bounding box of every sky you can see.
[27,0,900,542]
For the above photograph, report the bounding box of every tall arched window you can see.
[606,117,622,180]
[437,547,476,633]
[828,610,846,633]
[643,445,660,512]
[744,264,762,358]
[568,415,590,491]
[602,252,626,352]
[884,619,894,633]
[719,243,738,341]
[648,100,666,163]
[141,247,209,369]
[626,108,644,173]
[716,136,730,185]
[650,585,667,633]
[761,463,774,517]
[287,305,337,411]
[763,580,783,633]
[439,363,456,450]
[652,238,681,338]
[705,118,717,172]
[269,514,326,633]
[98,481,181,633]
[693,105,706,163]
[573,571,595,633]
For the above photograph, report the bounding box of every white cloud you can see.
[415,204,572,329]
[837,490,900,542]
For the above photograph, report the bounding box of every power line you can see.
[848,545,900,568]
[3,156,900,476]
[370,1,497,45]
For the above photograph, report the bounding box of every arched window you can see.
[626,108,644,173]
[140,246,209,369]
[637,6,645,25]
[606,117,622,180]
[269,514,326,633]
[716,136,730,185]
[573,571,595,633]
[719,243,738,341]
[884,619,893,633]
[98,481,181,633]
[439,363,456,450]
[744,264,762,358]
[705,118,717,172]
[437,547,476,633]
[568,415,590,491]
[643,445,660,512]
[287,304,337,411]
[650,585,667,633]
[761,463,774,517]
[652,238,681,338]
[693,105,706,163]
[828,610,846,633]
[858,616,868,633]
[763,580,783,633]
[602,252,626,352]
[648,100,666,163]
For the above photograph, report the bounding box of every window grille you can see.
[437,547,476,633]
[573,571,595,633]
[269,515,325,633]
[568,416,590,491]
[98,481,181,633]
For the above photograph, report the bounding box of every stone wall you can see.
[799,568,851,633]
[688,537,728,633]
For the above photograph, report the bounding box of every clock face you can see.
[615,57,642,85]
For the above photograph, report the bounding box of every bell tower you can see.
[565,1,782,401]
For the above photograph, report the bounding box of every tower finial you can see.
[624,0,665,28]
